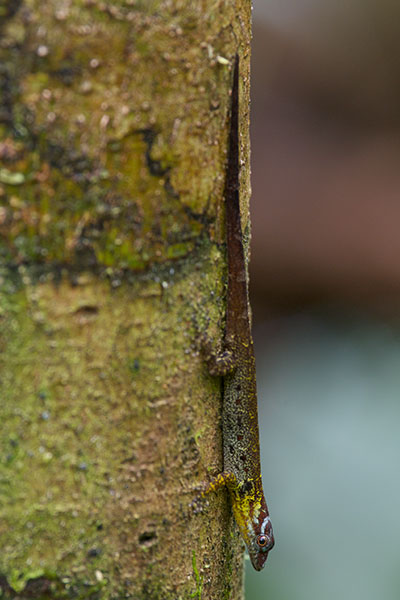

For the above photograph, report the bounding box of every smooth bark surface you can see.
[0,1,252,598]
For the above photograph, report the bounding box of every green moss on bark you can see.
[0,0,250,273]
[0,0,252,597]
[0,241,244,598]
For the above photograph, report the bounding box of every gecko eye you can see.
[257,534,269,548]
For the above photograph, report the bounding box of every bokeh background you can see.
[247,1,400,598]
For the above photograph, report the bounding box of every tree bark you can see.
[0,1,252,598]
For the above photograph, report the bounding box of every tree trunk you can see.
[0,1,252,598]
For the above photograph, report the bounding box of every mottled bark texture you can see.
[0,1,252,599]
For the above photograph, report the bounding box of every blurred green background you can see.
[248,1,400,598]
[247,312,400,599]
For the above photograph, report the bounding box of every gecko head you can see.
[246,507,275,571]
[231,480,274,571]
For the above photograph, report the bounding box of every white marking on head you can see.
[261,516,271,534]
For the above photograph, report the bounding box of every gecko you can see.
[196,55,274,571]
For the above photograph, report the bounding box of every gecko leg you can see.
[190,471,237,513]
[201,334,237,376]
[200,471,236,494]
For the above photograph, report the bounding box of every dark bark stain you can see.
[73,305,99,316]
[138,530,157,546]
[0,66,14,125]
[136,127,180,200]
[0,0,23,28]
[138,128,169,177]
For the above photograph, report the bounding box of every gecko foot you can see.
[200,334,236,376]
[189,471,237,514]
